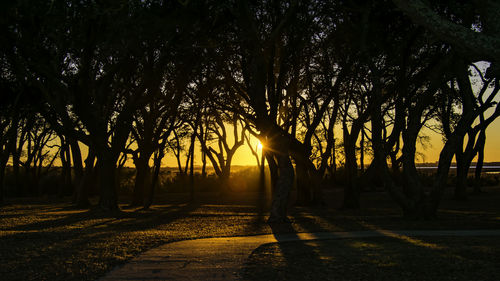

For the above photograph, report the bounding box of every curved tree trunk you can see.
[371,85,436,219]
[454,163,468,200]
[295,161,312,206]
[189,132,196,202]
[473,131,486,194]
[342,136,360,209]
[58,136,72,197]
[454,129,481,200]
[131,155,151,206]
[0,153,8,204]
[74,149,95,208]
[144,149,164,209]
[359,159,383,192]
[258,149,267,211]
[268,150,294,223]
[70,139,83,184]
[265,151,278,195]
[97,152,119,211]
[70,138,84,201]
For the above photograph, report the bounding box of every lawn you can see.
[242,237,500,281]
[1,187,500,281]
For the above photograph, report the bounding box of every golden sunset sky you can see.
[160,117,500,168]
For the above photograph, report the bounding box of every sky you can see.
[417,118,500,164]
[23,111,500,169]
[159,117,500,168]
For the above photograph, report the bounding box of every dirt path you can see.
[99,229,500,281]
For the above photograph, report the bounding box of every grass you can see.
[242,237,500,281]
[1,186,500,281]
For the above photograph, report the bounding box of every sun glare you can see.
[257,142,263,150]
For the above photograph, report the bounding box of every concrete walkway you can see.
[99,229,500,281]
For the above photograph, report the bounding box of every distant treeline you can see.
[415,162,500,168]
[1,1,499,221]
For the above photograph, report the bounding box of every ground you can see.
[243,237,500,281]
[1,187,500,281]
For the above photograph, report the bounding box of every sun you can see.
[257,141,263,150]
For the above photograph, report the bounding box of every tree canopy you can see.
[1,0,499,221]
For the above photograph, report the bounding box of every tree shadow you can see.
[241,208,500,281]
[240,221,325,281]
[1,201,203,280]
[3,203,197,231]
[241,225,497,281]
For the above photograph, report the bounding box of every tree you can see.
[4,1,202,210]
[437,62,500,200]
[226,0,341,221]
[392,0,500,62]
[198,109,247,181]
[0,66,21,202]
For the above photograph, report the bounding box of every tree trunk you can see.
[74,149,95,208]
[59,137,72,197]
[428,134,461,215]
[360,130,365,173]
[131,155,151,206]
[390,152,401,176]
[295,161,312,205]
[259,148,266,189]
[201,149,207,178]
[370,87,434,219]
[265,151,278,195]
[401,123,425,198]
[329,138,337,180]
[268,150,294,223]
[97,152,119,211]
[12,140,21,196]
[0,132,13,203]
[144,150,164,209]
[454,129,481,200]
[454,166,468,200]
[342,138,360,209]
[189,133,196,202]
[473,131,486,194]
[70,138,84,191]
[454,151,468,200]
[308,163,323,205]
[0,157,7,204]
[359,160,381,191]
[258,149,266,211]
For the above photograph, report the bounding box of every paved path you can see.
[99,229,500,281]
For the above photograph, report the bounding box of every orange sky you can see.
[24,116,500,169]
[417,119,500,164]
[160,116,500,168]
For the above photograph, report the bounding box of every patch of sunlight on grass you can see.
[349,241,382,249]
[130,230,170,237]
[0,230,35,237]
[275,251,285,258]
[303,241,339,264]
[44,209,88,215]
[348,240,399,267]
[307,241,336,261]
[378,230,445,249]
[294,214,345,232]
[358,221,446,249]
[439,209,495,215]
[93,224,109,229]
